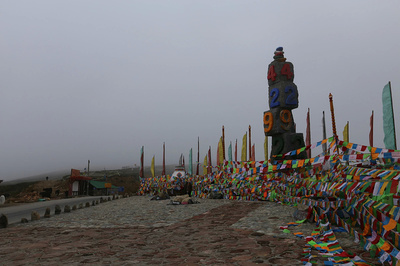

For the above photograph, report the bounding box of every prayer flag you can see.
[151,155,155,177]
[382,82,397,150]
[343,122,349,143]
[264,136,268,161]
[203,155,208,175]
[241,133,247,162]
[228,141,233,161]
[218,137,224,165]
[189,148,193,176]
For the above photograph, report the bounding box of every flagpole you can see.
[196,137,199,176]
[140,146,144,179]
[208,146,211,174]
[248,125,251,161]
[222,126,225,161]
[389,82,397,149]
[322,111,327,154]
[235,139,237,161]
[306,108,311,158]
[329,93,340,156]
[162,142,165,177]
[329,94,337,138]
[369,110,374,147]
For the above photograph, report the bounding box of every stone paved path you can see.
[0,196,380,265]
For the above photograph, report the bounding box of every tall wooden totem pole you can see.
[264,47,307,160]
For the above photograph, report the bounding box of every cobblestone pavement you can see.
[0,196,379,265]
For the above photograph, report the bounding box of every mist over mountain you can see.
[0,163,194,185]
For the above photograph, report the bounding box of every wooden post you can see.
[196,137,199,176]
[222,126,225,160]
[248,125,251,161]
[329,93,337,137]
[329,93,340,156]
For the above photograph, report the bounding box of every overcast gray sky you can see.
[1,1,399,181]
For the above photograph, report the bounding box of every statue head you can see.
[273,47,286,62]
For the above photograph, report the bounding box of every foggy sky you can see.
[1,1,399,181]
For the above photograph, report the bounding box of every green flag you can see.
[189,148,193,176]
[382,82,397,150]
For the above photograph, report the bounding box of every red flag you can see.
[251,144,255,161]
[306,108,311,158]
[369,110,374,147]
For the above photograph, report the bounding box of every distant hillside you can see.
[0,164,194,186]
[1,169,71,185]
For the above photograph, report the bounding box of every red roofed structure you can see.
[69,169,92,196]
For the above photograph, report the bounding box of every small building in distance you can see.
[89,180,119,196]
[69,169,92,197]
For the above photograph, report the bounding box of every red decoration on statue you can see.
[281,63,293,80]
[267,65,277,81]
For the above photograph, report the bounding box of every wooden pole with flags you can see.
[235,139,237,161]
[139,146,144,178]
[329,94,337,138]
[322,111,327,155]
[222,126,225,161]
[196,137,200,176]
[248,125,251,161]
[306,108,311,158]
[369,110,374,147]
[208,146,212,174]
[162,142,165,176]
[329,93,340,156]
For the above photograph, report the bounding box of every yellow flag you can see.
[203,155,208,175]
[264,136,268,161]
[218,137,224,165]
[343,122,349,142]
[151,156,155,177]
[241,132,247,161]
